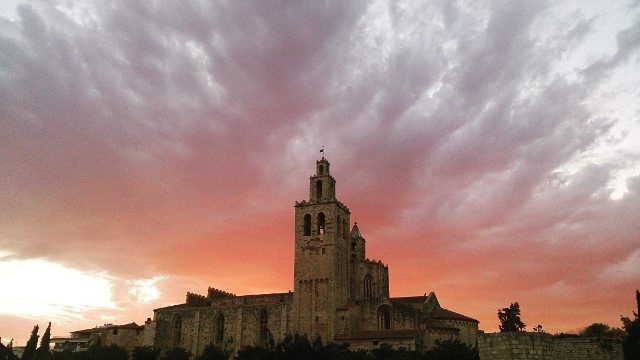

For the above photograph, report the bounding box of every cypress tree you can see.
[37,322,52,355]
[22,325,39,360]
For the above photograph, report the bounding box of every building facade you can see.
[152,158,478,354]
[68,322,146,353]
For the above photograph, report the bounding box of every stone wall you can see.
[478,332,554,359]
[100,327,144,353]
[552,338,624,360]
[142,320,156,347]
[154,297,292,355]
[478,332,623,360]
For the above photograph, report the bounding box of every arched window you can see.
[316,180,323,199]
[364,274,374,299]
[216,313,225,343]
[337,215,341,235]
[319,165,324,175]
[317,213,325,235]
[173,315,182,346]
[259,308,269,345]
[303,214,311,236]
[342,219,347,239]
[377,305,392,330]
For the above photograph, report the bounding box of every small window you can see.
[319,165,324,175]
[351,242,356,250]
[337,215,341,235]
[303,214,311,236]
[316,316,319,322]
[112,329,118,335]
[317,212,325,235]
[321,247,326,254]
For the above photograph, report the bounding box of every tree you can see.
[579,323,624,338]
[234,345,270,360]
[621,289,640,360]
[37,322,52,356]
[195,345,229,360]
[498,302,526,332]
[74,345,128,360]
[424,339,479,360]
[0,341,20,360]
[161,347,190,360]
[22,325,40,360]
[273,334,314,359]
[132,346,160,360]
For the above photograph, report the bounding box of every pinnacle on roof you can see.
[350,222,362,238]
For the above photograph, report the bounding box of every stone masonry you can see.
[477,332,624,360]
[151,158,479,355]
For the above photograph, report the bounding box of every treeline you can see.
[1,336,479,360]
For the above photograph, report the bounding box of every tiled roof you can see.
[391,295,427,303]
[334,330,421,341]
[390,294,478,323]
[425,326,460,332]
[72,322,143,334]
[431,307,479,323]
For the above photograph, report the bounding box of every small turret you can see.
[309,158,336,202]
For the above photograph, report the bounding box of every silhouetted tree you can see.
[370,343,420,360]
[273,334,314,359]
[161,347,190,360]
[132,346,160,360]
[48,350,74,360]
[498,302,526,332]
[0,341,20,360]
[579,323,624,338]
[74,345,128,360]
[234,345,270,360]
[316,342,352,360]
[37,322,52,357]
[22,325,40,360]
[424,339,479,360]
[196,345,229,360]
[621,289,640,360]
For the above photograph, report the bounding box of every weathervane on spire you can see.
[320,145,325,159]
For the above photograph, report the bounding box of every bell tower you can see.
[309,158,336,203]
[292,156,351,342]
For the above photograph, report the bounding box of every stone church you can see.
[152,158,479,354]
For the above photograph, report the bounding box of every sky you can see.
[1,0,639,345]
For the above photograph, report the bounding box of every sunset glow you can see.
[1,0,639,345]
